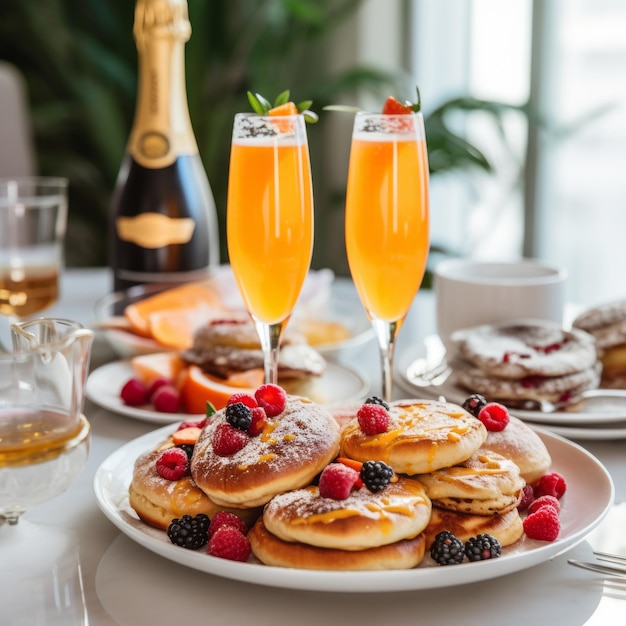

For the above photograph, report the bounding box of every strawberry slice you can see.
[382,96,413,115]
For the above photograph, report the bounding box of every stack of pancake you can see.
[128,393,555,571]
[182,320,326,388]
[573,299,626,388]
[450,320,600,407]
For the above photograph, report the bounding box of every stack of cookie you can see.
[573,299,626,388]
[451,321,600,407]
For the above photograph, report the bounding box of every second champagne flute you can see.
[345,111,430,401]
[227,112,314,385]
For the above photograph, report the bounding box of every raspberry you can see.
[462,393,487,417]
[255,384,287,417]
[209,511,248,537]
[227,393,258,409]
[120,378,149,406]
[225,402,253,431]
[523,506,560,541]
[248,406,267,436]
[318,463,359,500]
[477,402,510,431]
[156,447,189,480]
[357,403,390,435]
[364,396,390,411]
[152,384,181,413]
[212,423,249,456]
[147,377,170,399]
[208,526,251,562]
[533,472,567,499]
[528,494,561,515]
[177,417,208,430]
[360,460,394,492]
[517,484,535,512]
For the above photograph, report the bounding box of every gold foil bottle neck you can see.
[134,0,191,47]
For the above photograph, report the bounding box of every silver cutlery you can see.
[405,357,452,387]
[568,551,626,578]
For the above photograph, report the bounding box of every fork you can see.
[568,551,626,578]
[405,357,452,387]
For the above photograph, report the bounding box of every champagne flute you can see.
[345,111,430,401]
[0,177,68,345]
[227,112,314,384]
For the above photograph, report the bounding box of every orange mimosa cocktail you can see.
[228,139,313,324]
[227,112,313,383]
[345,111,430,400]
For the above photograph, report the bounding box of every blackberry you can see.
[462,393,488,417]
[360,460,394,492]
[225,402,253,432]
[365,396,390,411]
[430,531,465,566]
[167,514,210,550]
[464,534,502,562]
[176,443,195,461]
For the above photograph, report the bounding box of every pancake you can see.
[339,399,487,475]
[182,320,326,380]
[423,506,524,549]
[416,450,525,516]
[262,477,432,550]
[452,321,598,379]
[249,518,426,571]
[456,361,601,405]
[191,395,341,508]
[480,415,552,484]
[128,441,261,531]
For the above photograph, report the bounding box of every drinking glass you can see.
[345,112,430,401]
[227,113,314,384]
[0,318,94,526]
[0,177,68,323]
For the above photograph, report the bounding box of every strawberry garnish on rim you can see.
[381,86,422,115]
[382,96,413,115]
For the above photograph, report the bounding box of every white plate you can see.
[395,342,626,428]
[528,422,626,440]
[92,424,613,593]
[86,359,370,424]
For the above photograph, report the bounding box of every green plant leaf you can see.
[247,91,266,115]
[274,90,291,107]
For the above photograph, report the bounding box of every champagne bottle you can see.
[110,0,219,292]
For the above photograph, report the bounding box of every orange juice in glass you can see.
[227,113,313,383]
[345,112,429,400]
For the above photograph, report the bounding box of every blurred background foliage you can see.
[0,0,523,273]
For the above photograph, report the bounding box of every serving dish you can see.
[93,423,613,592]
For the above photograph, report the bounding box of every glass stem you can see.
[254,320,285,385]
[371,318,399,403]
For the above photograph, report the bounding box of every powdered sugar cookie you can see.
[456,361,601,405]
[452,321,597,379]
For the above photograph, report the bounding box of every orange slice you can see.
[130,352,187,386]
[124,282,222,337]
[148,307,227,350]
[269,101,298,116]
[180,365,262,413]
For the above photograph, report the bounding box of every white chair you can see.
[0,62,35,178]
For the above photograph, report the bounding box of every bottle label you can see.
[130,0,198,168]
[116,213,195,248]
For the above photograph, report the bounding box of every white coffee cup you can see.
[434,258,567,354]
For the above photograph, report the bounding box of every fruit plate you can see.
[92,424,613,593]
[86,359,370,424]
[94,269,374,360]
